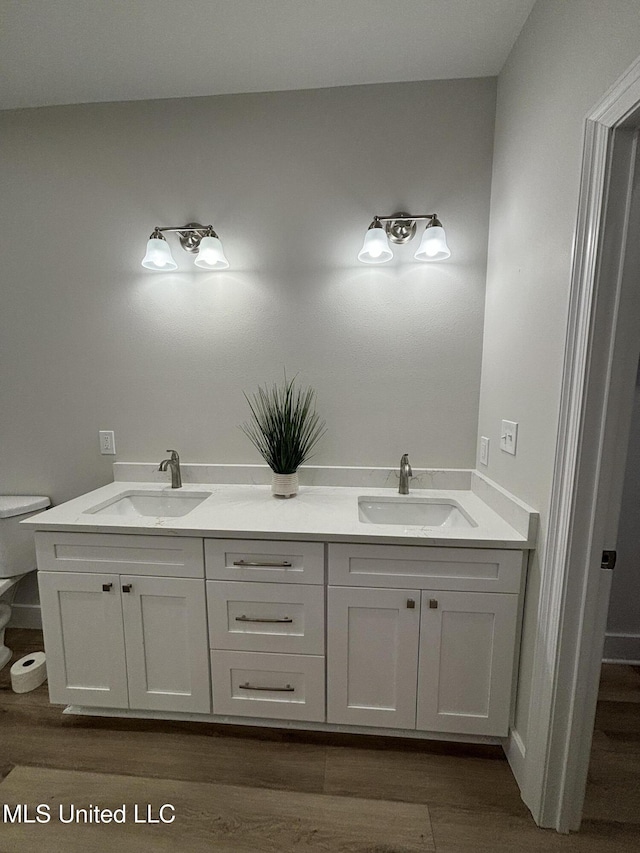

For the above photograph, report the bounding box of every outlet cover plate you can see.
[500,421,518,456]
[99,430,116,455]
[480,436,490,466]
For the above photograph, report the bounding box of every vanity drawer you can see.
[328,544,524,593]
[205,539,324,584]
[35,532,204,578]
[207,581,324,654]
[211,650,325,722]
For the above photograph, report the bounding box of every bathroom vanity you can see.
[25,471,537,744]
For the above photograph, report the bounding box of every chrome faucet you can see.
[399,453,412,495]
[159,449,182,488]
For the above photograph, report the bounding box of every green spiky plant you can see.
[241,374,327,475]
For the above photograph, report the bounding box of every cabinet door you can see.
[327,586,420,729]
[38,571,128,708]
[417,591,518,736]
[121,575,210,714]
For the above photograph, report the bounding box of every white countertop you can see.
[22,481,535,549]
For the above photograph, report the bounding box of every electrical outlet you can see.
[99,430,116,455]
[500,420,518,456]
[480,436,490,466]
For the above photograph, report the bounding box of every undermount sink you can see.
[85,490,211,519]
[358,496,477,528]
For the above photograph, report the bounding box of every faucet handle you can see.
[166,449,179,460]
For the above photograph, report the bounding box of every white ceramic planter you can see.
[271,472,299,498]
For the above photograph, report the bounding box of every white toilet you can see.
[0,495,50,670]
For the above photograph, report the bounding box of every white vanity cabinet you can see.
[327,544,525,737]
[36,532,210,714]
[34,527,528,741]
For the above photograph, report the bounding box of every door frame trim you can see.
[524,55,640,831]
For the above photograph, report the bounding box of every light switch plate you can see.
[99,430,116,455]
[480,436,490,466]
[500,420,518,456]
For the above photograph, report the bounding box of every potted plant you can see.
[241,374,327,497]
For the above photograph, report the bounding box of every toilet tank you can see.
[0,496,51,578]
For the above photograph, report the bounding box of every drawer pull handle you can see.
[102,583,113,592]
[233,560,293,568]
[239,682,295,692]
[429,598,438,609]
[122,584,132,593]
[406,599,416,609]
[236,615,294,624]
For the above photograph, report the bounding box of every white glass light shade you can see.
[414,225,450,262]
[358,225,393,264]
[193,235,229,270]
[141,237,178,271]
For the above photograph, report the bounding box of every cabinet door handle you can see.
[232,559,292,568]
[102,583,113,592]
[122,584,132,593]
[429,598,438,609]
[235,615,293,624]
[406,599,416,609]
[239,682,295,692]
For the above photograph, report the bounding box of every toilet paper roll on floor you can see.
[10,651,47,693]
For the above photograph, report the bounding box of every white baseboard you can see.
[503,727,527,792]
[8,603,42,630]
[603,631,640,664]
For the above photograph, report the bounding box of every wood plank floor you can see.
[0,765,435,853]
[1,628,639,851]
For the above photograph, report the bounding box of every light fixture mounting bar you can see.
[154,224,212,234]
[371,212,443,245]
[150,222,216,254]
[374,214,437,222]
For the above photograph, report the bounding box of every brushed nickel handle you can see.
[429,598,438,609]
[102,583,113,592]
[239,682,295,692]
[233,559,292,568]
[235,615,294,624]
[122,584,132,593]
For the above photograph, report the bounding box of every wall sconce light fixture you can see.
[358,213,450,264]
[141,222,229,271]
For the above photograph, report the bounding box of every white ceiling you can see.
[0,0,536,110]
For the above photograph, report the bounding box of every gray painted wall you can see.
[1,79,495,506]
[476,0,640,749]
